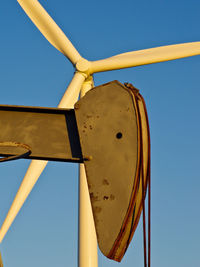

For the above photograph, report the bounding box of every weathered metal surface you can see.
[107,84,150,261]
[0,106,82,162]
[0,81,150,262]
[75,80,150,261]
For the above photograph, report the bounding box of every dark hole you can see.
[116,132,123,139]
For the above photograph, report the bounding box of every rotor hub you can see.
[76,58,91,75]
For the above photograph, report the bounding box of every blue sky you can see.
[0,0,200,266]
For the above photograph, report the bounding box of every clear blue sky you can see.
[0,0,200,266]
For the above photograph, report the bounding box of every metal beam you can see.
[0,105,82,162]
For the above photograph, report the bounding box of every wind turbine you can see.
[0,0,200,267]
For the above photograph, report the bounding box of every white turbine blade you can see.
[0,160,47,243]
[17,0,81,65]
[0,72,86,242]
[90,42,200,73]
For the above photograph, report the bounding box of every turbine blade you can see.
[17,0,81,65]
[0,73,86,242]
[90,42,200,73]
[0,160,47,243]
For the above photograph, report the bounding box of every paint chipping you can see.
[110,194,115,200]
[94,206,102,213]
[102,179,109,185]
[90,192,99,201]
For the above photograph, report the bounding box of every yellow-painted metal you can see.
[75,81,150,261]
[0,106,82,162]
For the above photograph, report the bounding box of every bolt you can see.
[74,103,80,110]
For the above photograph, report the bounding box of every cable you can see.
[0,142,31,162]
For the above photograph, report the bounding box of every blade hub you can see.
[76,58,91,75]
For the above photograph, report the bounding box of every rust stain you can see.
[102,179,109,185]
[110,194,115,200]
[94,206,102,213]
[90,192,99,201]
[74,103,80,109]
